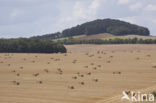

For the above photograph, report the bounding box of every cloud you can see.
[90,0,101,10]
[57,0,104,31]
[10,9,24,19]
[118,17,136,24]
[153,20,156,24]
[129,2,142,10]
[64,0,103,22]
[145,4,156,11]
[117,0,131,5]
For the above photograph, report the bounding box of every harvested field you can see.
[0,44,156,103]
[65,44,156,53]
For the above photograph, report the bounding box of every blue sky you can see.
[0,0,156,38]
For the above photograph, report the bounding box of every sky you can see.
[0,0,156,38]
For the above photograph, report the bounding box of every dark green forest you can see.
[0,38,66,53]
[32,19,150,40]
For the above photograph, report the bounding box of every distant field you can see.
[52,33,113,41]
[101,35,156,40]
[0,44,156,103]
[53,35,86,41]
[52,34,156,42]
[65,44,156,53]
[74,33,113,41]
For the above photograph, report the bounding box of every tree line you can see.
[57,38,156,45]
[0,38,66,53]
[31,32,61,40]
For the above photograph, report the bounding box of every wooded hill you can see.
[32,18,150,40]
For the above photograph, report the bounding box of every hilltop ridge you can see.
[32,18,150,40]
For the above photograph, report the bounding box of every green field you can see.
[53,35,86,41]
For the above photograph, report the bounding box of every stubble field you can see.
[0,44,156,103]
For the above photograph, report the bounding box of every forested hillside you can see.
[62,19,150,37]
[32,18,150,40]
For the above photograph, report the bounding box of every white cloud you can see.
[129,2,142,10]
[90,0,101,10]
[10,9,24,19]
[153,20,156,24]
[118,17,136,24]
[64,0,103,22]
[72,2,88,19]
[117,0,131,5]
[145,4,156,11]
